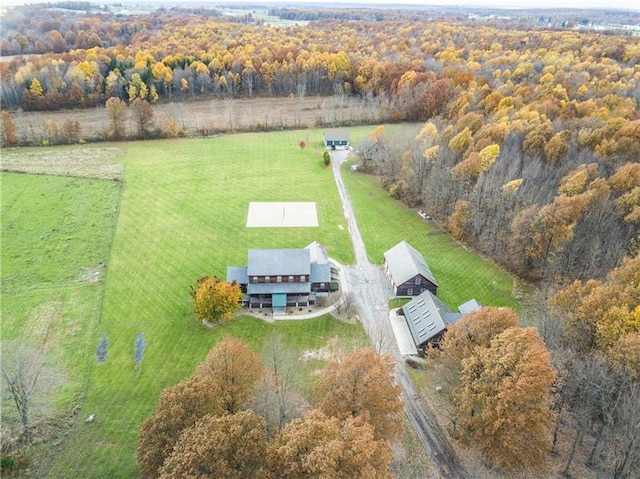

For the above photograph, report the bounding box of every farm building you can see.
[402,290,461,351]
[227,241,339,314]
[323,130,350,149]
[383,241,438,297]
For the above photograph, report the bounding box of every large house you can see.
[227,242,338,314]
[323,130,350,149]
[402,291,481,351]
[383,241,438,297]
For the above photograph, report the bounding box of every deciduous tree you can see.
[158,410,267,479]
[452,327,556,468]
[137,374,220,478]
[267,409,392,479]
[105,96,127,139]
[195,336,264,414]
[130,98,154,138]
[1,110,18,146]
[190,276,242,325]
[314,348,402,441]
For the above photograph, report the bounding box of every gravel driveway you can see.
[330,149,468,479]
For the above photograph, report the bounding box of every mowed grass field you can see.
[1,131,369,478]
[2,125,519,477]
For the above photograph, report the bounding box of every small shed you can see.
[323,130,350,149]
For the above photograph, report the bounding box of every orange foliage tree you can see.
[453,327,556,468]
[267,409,392,479]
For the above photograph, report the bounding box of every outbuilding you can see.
[323,130,350,149]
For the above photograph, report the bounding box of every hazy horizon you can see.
[1,0,638,11]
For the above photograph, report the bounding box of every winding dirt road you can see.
[330,149,468,479]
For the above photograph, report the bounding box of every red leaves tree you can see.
[196,336,264,414]
[158,410,267,479]
[136,374,220,478]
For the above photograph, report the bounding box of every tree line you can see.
[137,336,403,478]
[1,5,637,115]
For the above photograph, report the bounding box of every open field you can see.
[0,172,121,444]
[9,95,383,144]
[2,126,521,477]
[1,130,364,477]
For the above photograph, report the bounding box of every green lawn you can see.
[34,131,363,478]
[1,172,121,421]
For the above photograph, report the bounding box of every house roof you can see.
[403,290,452,347]
[310,263,331,283]
[247,248,310,277]
[458,298,482,314]
[324,130,350,142]
[227,266,248,285]
[383,241,438,288]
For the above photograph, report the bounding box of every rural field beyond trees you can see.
[1,128,517,477]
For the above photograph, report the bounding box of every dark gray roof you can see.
[247,249,310,277]
[324,130,350,142]
[227,266,248,285]
[247,282,311,295]
[383,241,438,287]
[310,263,331,283]
[403,291,452,347]
[458,299,482,314]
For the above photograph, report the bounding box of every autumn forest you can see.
[1,2,639,478]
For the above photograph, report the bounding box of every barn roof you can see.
[403,290,452,347]
[383,241,438,287]
[324,130,350,142]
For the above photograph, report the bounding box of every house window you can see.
[320,283,325,288]
[407,288,414,295]
[252,276,258,283]
[288,275,294,282]
[265,276,271,283]
[300,275,306,282]
[415,277,422,285]
[277,276,282,283]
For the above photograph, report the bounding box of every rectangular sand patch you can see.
[247,202,318,227]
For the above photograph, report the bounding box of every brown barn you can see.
[383,241,438,297]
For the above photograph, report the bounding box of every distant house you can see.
[323,130,350,149]
[402,290,461,351]
[227,242,338,314]
[383,241,438,297]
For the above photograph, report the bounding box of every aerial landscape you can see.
[0,1,638,478]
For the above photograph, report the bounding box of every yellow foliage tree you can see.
[448,200,469,240]
[191,276,243,325]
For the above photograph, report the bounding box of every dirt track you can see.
[10,95,384,143]
[330,149,468,479]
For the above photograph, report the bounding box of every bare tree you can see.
[252,334,307,436]
[1,341,63,444]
